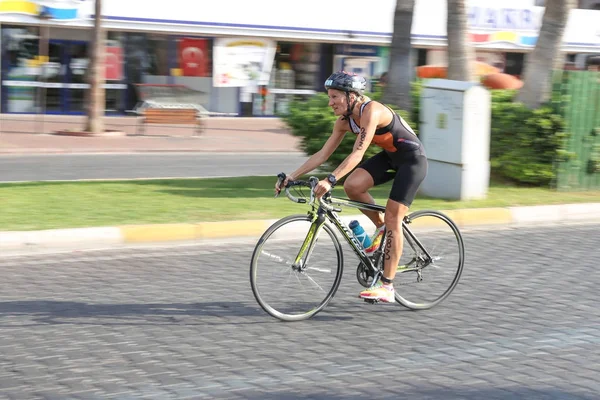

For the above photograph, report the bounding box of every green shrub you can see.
[490,88,518,104]
[490,90,571,185]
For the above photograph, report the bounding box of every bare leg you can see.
[382,199,409,281]
[343,168,384,228]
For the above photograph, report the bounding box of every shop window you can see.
[586,55,600,71]
[176,37,212,77]
[1,26,41,113]
[274,42,295,89]
[104,31,125,113]
[123,33,169,81]
[123,33,171,109]
[505,52,525,77]
[578,0,600,9]
[147,34,170,76]
[288,43,321,90]
[2,26,40,68]
[258,41,322,116]
[416,49,428,66]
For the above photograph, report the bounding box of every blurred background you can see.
[0,0,598,119]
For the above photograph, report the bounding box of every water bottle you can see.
[349,220,372,249]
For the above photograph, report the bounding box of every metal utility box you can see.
[419,79,492,200]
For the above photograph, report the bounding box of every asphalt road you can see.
[0,222,598,399]
[0,153,311,182]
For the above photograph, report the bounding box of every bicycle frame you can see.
[293,193,434,278]
[325,196,384,270]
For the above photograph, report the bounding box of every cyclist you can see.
[275,71,428,303]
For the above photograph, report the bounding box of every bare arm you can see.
[288,118,348,180]
[275,118,347,194]
[313,103,382,198]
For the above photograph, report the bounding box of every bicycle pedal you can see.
[363,298,380,304]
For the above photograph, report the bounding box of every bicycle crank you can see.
[356,262,375,288]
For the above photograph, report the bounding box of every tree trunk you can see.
[446,0,476,81]
[84,0,105,133]
[381,0,415,111]
[516,0,576,109]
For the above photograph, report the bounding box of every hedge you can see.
[282,81,570,186]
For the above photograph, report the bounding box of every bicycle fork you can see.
[291,212,326,273]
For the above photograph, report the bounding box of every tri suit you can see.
[348,100,428,207]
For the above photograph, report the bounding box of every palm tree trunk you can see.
[381,0,415,111]
[516,0,576,109]
[446,0,476,81]
[85,0,105,133]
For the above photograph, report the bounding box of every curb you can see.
[2,203,600,253]
[52,130,127,137]
[0,149,306,155]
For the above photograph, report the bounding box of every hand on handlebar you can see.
[313,179,332,199]
[274,172,291,197]
[274,174,334,210]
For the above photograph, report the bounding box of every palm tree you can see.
[84,0,105,133]
[446,0,476,81]
[516,0,576,108]
[382,0,415,111]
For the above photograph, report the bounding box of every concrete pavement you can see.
[0,114,301,154]
[1,224,598,398]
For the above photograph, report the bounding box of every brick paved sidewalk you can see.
[0,114,301,154]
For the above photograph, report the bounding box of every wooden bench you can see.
[136,108,203,136]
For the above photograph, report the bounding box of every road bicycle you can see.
[250,175,465,321]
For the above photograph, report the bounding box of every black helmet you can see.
[324,71,367,96]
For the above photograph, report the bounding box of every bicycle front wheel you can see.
[250,215,344,321]
[395,210,465,310]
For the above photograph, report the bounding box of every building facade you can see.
[1,0,599,116]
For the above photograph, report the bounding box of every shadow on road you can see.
[0,300,266,326]
[0,300,357,326]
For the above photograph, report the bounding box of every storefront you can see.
[251,42,330,116]
[411,0,600,77]
[2,29,127,113]
[332,44,390,92]
[1,0,599,116]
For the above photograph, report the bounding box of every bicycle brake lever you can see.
[275,172,286,198]
[307,176,318,205]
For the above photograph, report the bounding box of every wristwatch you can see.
[326,173,337,187]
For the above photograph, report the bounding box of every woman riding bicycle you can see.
[276,71,428,303]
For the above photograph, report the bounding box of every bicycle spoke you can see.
[303,273,327,292]
[261,250,293,265]
[305,266,333,273]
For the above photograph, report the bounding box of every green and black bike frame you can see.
[280,173,433,274]
[329,195,435,270]
[294,194,434,275]
[291,194,386,276]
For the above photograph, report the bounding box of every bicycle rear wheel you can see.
[394,210,464,310]
[250,214,344,321]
